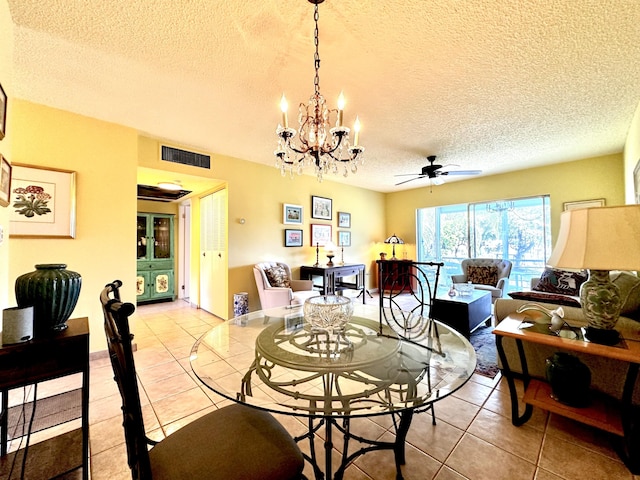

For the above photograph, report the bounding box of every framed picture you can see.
[283,203,303,224]
[0,82,6,141]
[311,195,332,220]
[563,198,605,211]
[284,228,303,247]
[338,230,351,247]
[0,154,11,207]
[310,223,332,246]
[9,164,77,238]
[337,211,351,228]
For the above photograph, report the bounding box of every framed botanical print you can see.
[284,228,303,247]
[9,164,77,238]
[310,223,332,246]
[338,211,351,228]
[311,195,332,220]
[0,155,11,207]
[283,203,303,224]
[338,230,351,247]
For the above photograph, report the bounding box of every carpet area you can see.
[469,326,500,378]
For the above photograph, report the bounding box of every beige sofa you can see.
[494,272,640,403]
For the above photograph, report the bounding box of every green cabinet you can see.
[136,213,175,303]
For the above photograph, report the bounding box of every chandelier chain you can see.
[313,4,320,95]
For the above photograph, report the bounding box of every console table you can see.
[300,264,366,304]
[0,317,89,479]
[494,314,640,473]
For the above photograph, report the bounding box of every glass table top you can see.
[190,303,476,418]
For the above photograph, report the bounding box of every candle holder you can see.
[326,254,335,267]
[313,242,320,267]
[339,244,345,266]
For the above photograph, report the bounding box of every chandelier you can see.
[274,0,364,182]
[486,201,515,213]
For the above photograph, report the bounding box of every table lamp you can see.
[546,204,640,344]
[384,234,404,260]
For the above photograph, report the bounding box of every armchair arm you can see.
[290,279,313,292]
[451,274,467,283]
[496,277,508,292]
[261,287,294,309]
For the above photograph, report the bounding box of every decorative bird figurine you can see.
[516,303,566,333]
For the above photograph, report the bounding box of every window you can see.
[417,196,551,292]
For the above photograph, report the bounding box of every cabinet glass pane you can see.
[153,217,171,259]
[137,215,148,259]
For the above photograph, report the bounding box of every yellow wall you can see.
[1,99,628,351]
[137,136,387,315]
[625,100,640,204]
[8,100,138,352]
[385,153,625,247]
[0,0,13,315]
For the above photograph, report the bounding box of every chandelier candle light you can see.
[275,0,364,182]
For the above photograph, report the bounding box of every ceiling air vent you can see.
[137,184,192,202]
[161,145,210,169]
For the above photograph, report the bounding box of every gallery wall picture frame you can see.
[337,211,351,228]
[283,203,303,224]
[284,229,303,247]
[0,82,6,141]
[338,230,351,247]
[563,198,605,211]
[0,154,11,207]
[310,223,332,246]
[9,164,77,238]
[311,195,332,220]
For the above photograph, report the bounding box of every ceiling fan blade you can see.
[443,170,482,176]
[395,176,425,186]
[432,177,446,186]
[394,173,422,177]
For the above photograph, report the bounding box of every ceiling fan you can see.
[395,155,482,186]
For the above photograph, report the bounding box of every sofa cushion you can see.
[508,290,581,307]
[534,268,588,296]
[611,271,640,319]
[467,265,498,286]
[265,265,291,288]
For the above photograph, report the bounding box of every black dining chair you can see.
[100,280,305,480]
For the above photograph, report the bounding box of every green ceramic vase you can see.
[15,264,82,336]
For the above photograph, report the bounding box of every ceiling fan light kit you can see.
[274,0,364,183]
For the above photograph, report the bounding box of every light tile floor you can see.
[7,297,639,480]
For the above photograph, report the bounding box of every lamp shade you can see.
[547,205,640,271]
[384,234,404,245]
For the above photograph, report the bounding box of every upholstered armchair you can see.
[451,258,512,302]
[253,262,317,309]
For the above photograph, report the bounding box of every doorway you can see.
[199,188,228,317]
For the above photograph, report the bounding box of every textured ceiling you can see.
[6,0,640,192]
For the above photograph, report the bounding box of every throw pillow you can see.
[508,291,581,308]
[610,271,640,319]
[534,267,588,296]
[467,265,499,287]
[264,265,291,288]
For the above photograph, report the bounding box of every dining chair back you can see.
[100,280,305,480]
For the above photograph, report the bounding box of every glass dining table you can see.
[190,302,476,480]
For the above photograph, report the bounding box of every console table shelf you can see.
[494,314,640,473]
[522,379,623,436]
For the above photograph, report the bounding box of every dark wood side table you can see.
[300,264,366,304]
[376,259,417,293]
[431,290,492,339]
[494,314,640,474]
[0,317,89,480]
